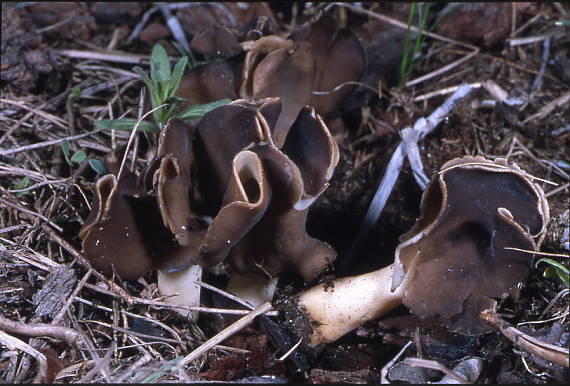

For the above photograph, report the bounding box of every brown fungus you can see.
[194,98,338,288]
[290,18,367,116]
[80,119,204,316]
[190,25,243,58]
[81,97,339,309]
[239,19,365,146]
[393,155,549,335]
[293,155,549,346]
[176,60,240,108]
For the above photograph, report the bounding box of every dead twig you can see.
[0,129,103,157]
[0,315,80,346]
[52,269,93,325]
[481,309,569,368]
[0,197,63,233]
[522,92,570,124]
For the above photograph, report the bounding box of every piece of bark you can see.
[32,266,77,319]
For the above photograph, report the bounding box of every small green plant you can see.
[536,258,569,287]
[10,176,31,198]
[96,44,230,133]
[62,139,107,174]
[88,159,107,175]
[62,140,86,165]
[398,2,432,87]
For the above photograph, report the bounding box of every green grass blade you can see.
[176,99,231,120]
[96,118,159,133]
[169,56,189,97]
[536,258,569,287]
[398,2,417,87]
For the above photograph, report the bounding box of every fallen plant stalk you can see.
[480,309,569,368]
[0,315,80,346]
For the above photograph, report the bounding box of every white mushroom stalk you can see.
[226,273,278,308]
[157,264,202,320]
[298,258,419,346]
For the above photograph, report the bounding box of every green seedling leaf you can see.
[169,56,189,97]
[70,150,86,163]
[88,159,107,175]
[150,44,171,85]
[176,98,231,120]
[96,118,158,133]
[11,176,31,198]
[67,86,81,100]
[133,66,152,88]
[11,176,30,190]
[62,139,71,163]
[555,20,570,27]
[536,258,569,287]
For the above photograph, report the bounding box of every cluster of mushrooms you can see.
[80,97,339,314]
[81,15,554,360]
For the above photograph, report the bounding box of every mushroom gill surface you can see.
[393,156,550,334]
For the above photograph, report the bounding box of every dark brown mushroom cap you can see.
[392,156,549,335]
[228,186,336,281]
[81,97,339,283]
[256,99,339,209]
[248,42,316,147]
[197,150,271,266]
[152,119,204,248]
[176,60,240,108]
[194,100,264,211]
[190,25,243,58]
[239,35,295,99]
[291,19,366,116]
[79,175,166,279]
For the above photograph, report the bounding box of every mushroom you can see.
[290,17,367,116]
[176,60,240,108]
[80,119,206,318]
[284,155,549,346]
[81,97,339,312]
[193,98,339,306]
[239,19,366,146]
[190,25,243,58]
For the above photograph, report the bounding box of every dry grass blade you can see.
[176,301,273,370]
[0,197,63,232]
[380,340,414,384]
[55,49,150,64]
[403,357,469,384]
[0,129,103,157]
[0,330,47,383]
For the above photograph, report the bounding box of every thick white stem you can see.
[298,263,407,346]
[157,264,202,321]
[226,272,278,308]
